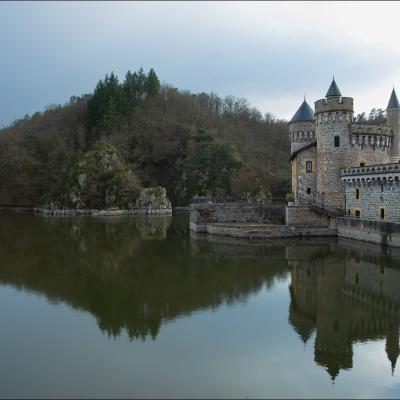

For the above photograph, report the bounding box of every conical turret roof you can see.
[290,99,315,123]
[387,88,400,110]
[326,78,342,97]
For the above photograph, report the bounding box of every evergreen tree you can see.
[136,67,147,102]
[86,72,124,134]
[145,68,161,97]
[123,70,139,113]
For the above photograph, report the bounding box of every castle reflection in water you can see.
[287,241,400,381]
[0,214,399,381]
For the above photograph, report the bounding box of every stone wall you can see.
[313,95,392,212]
[338,217,400,247]
[349,123,391,167]
[289,120,316,153]
[190,203,284,225]
[315,97,354,211]
[387,108,400,162]
[292,146,317,202]
[285,205,330,226]
[201,223,336,239]
[341,165,400,223]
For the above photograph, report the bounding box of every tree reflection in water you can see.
[0,214,289,340]
[0,213,399,381]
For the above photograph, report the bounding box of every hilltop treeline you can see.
[0,68,290,206]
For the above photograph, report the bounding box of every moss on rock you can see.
[42,142,142,209]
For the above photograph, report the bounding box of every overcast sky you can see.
[1,1,400,126]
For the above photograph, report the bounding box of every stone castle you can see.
[288,241,400,380]
[289,78,400,222]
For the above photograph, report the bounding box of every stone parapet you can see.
[351,123,392,137]
[350,123,392,150]
[341,163,400,178]
[315,96,353,114]
[190,203,285,225]
[288,120,315,133]
[289,121,316,153]
[338,218,400,247]
[191,222,337,239]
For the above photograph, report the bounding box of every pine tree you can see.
[145,68,161,98]
[136,67,147,102]
[86,72,124,134]
[123,70,139,113]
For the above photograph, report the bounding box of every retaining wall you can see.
[191,222,336,240]
[190,203,284,226]
[338,217,400,247]
[285,205,330,226]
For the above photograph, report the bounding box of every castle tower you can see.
[313,258,352,382]
[288,99,316,202]
[289,99,316,154]
[315,78,354,211]
[385,323,399,375]
[386,88,400,163]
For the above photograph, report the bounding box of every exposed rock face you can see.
[135,187,171,211]
[41,142,171,212]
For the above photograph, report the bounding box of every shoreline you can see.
[34,208,173,216]
[0,206,173,217]
[189,221,337,239]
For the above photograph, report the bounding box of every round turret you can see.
[387,88,400,162]
[314,78,354,211]
[289,99,317,203]
[289,99,316,154]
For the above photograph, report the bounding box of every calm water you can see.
[1,214,400,398]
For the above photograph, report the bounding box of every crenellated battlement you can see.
[341,162,400,190]
[288,121,315,133]
[351,123,392,137]
[289,121,316,143]
[316,110,353,126]
[315,96,353,115]
[289,78,400,225]
[341,162,400,178]
[350,135,391,149]
[350,123,392,150]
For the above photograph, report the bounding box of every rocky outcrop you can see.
[40,142,172,214]
[135,187,171,212]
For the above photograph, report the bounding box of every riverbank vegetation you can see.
[0,68,290,206]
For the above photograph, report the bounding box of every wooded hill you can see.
[0,68,290,207]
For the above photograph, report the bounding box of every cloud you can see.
[0,1,399,125]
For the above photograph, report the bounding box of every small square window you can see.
[334,136,340,147]
[306,188,311,195]
[360,162,365,167]
[305,161,313,173]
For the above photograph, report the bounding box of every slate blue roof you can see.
[290,100,315,123]
[387,88,400,110]
[326,78,342,97]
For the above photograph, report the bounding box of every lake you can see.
[0,213,400,398]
